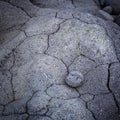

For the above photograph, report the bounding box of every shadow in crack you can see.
[29,0,46,8]
[29,0,74,9]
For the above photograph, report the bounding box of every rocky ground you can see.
[0,0,120,120]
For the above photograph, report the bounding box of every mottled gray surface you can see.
[65,71,84,87]
[0,0,120,120]
[99,0,120,14]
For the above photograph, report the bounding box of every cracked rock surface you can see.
[0,0,120,119]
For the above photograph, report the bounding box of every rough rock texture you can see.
[110,63,120,109]
[0,1,29,31]
[98,10,114,21]
[48,98,95,120]
[115,15,120,26]
[65,71,84,87]
[99,0,120,14]
[88,94,119,120]
[0,0,120,120]
[102,6,112,14]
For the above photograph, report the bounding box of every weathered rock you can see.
[88,94,120,120]
[3,97,29,115]
[27,91,51,115]
[28,116,51,120]
[0,1,29,31]
[48,98,94,120]
[103,6,112,14]
[0,53,14,70]
[9,0,39,17]
[73,0,99,14]
[115,15,120,26]
[110,63,120,108]
[0,114,28,120]
[100,0,120,14]
[14,35,48,66]
[0,0,120,119]
[57,9,73,19]
[77,65,109,95]
[47,18,117,65]
[0,70,13,105]
[69,55,97,75]
[0,30,26,60]
[12,54,67,99]
[0,105,4,115]
[65,71,84,88]
[30,0,74,9]
[98,10,114,21]
[80,94,94,102]
[46,84,79,99]
[23,15,63,36]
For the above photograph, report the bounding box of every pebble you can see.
[65,71,84,88]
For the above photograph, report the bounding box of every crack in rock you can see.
[107,64,120,113]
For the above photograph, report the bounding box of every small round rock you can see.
[65,71,84,88]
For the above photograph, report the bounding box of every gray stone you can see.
[57,10,73,19]
[77,65,109,95]
[3,97,29,115]
[27,91,51,115]
[0,114,28,120]
[65,71,84,88]
[0,0,120,119]
[30,0,74,9]
[0,70,13,105]
[48,98,94,120]
[14,35,48,66]
[9,0,39,17]
[103,6,112,14]
[80,94,94,102]
[0,31,26,60]
[0,105,4,115]
[115,15,120,26]
[47,18,117,65]
[47,19,81,66]
[88,94,120,120]
[100,0,120,14]
[28,116,51,120]
[23,15,63,36]
[0,1,29,31]
[0,53,14,70]
[98,10,114,21]
[73,0,99,15]
[46,84,79,99]
[74,11,119,40]
[0,29,21,45]
[73,12,106,25]
[36,8,57,17]
[9,0,58,17]
[110,63,120,108]
[69,55,97,75]
[12,54,67,99]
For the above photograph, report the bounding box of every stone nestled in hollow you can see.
[65,71,84,88]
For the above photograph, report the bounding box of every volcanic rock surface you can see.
[0,0,120,120]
